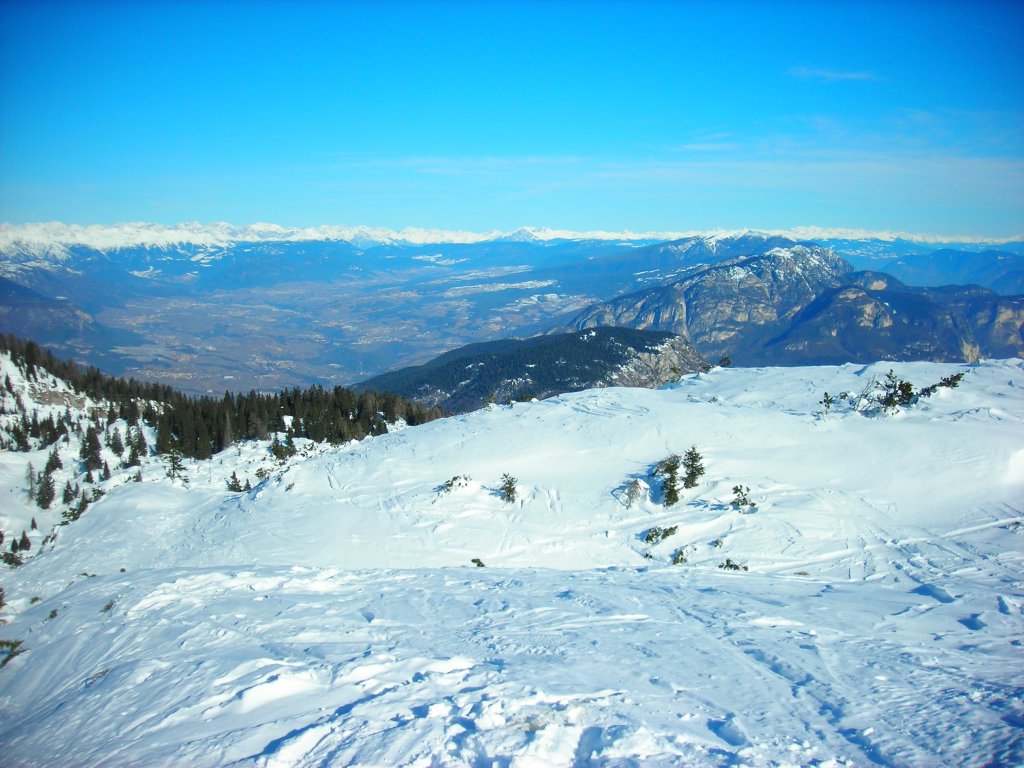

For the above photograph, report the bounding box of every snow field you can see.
[0,359,1022,766]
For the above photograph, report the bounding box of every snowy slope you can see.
[0,360,1022,766]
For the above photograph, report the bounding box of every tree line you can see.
[0,333,446,460]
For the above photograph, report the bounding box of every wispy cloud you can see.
[789,66,877,82]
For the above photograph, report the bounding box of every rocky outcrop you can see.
[566,249,1023,366]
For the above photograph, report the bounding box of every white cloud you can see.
[790,66,877,82]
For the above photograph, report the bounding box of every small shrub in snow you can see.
[102,600,115,613]
[439,475,472,494]
[731,485,756,511]
[719,558,748,572]
[711,538,724,548]
[624,478,646,507]
[671,548,688,565]
[1,552,22,568]
[644,525,678,545]
[226,472,243,492]
[918,372,966,398]
[0,639,25,668]
[471,558,485,568]
[818,391,834,415]
[878,370,915,413]
[499,473,518,503]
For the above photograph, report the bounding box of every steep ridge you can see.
[356,327,709,412]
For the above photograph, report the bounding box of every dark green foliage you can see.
[654,454,681,506]
[226,471,243,492]
[30,517,37,530]
[0,639,25,668]
[644,525,678,545]
[1,551,22,568]
[731,485,756,510]
[719,558,748,571]
[62,480,75,504]
[164,449,187,484]
[270,433,297,461]
[439,475,471,494]
[133,470,143,483]
[918,371,966,398]
[108,427,124,456]
[671,548,688,565]
[44,446,62,474]
[18,531,30,551]
[101,461,111,481]
[24,462,35,501]
[682,446,704,489]
[0,333,442,460]
[819,391,834,413]
[79,425,103,471]
[878,370,915,412]
[471,558,485,567]
[718,355,732,368]
[35,473,55,510]
[499,473,518,503]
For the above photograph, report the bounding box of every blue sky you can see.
[1,0,1022,236]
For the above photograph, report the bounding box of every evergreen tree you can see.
[79,425,103,471]
[108,427,124,456]
[30,517,37,530]
[101,461,112,481]
[36,473,56,509]
[164,449,188,485]
[19,531,30,551]
[499,473,518,503]
[655,454,681,506]
[63,480,75,505]
[25,462,35,501]
[226,471,243,492]
[44,446,62,475]
[682,446,705,489]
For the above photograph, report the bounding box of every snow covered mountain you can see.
[0,346,1022,766]
[568,246,1024,365]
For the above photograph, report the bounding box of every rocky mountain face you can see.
[356,327,709,413]
[567,248,1024,365]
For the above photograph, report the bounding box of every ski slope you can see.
[1,360,1022,766]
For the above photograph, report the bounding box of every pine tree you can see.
[499,473,518,503]
[682,446,705,489]
[226,471,243,492]
[25,462,35,501]
[109,427,124,456]
[79,425,103,471]
[30,517,37,530]
[655,454,681,506]
[63,480,75,505]
[101,461,111,481]
[19,531,30,551]
[44,446,62,475]
[164,449,187,485]
[36,473,56,509]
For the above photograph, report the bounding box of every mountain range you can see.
[0,222,1021,395]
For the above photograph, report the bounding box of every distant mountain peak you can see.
[3,221,1017,256]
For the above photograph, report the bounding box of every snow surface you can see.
[1,360,1023,766]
